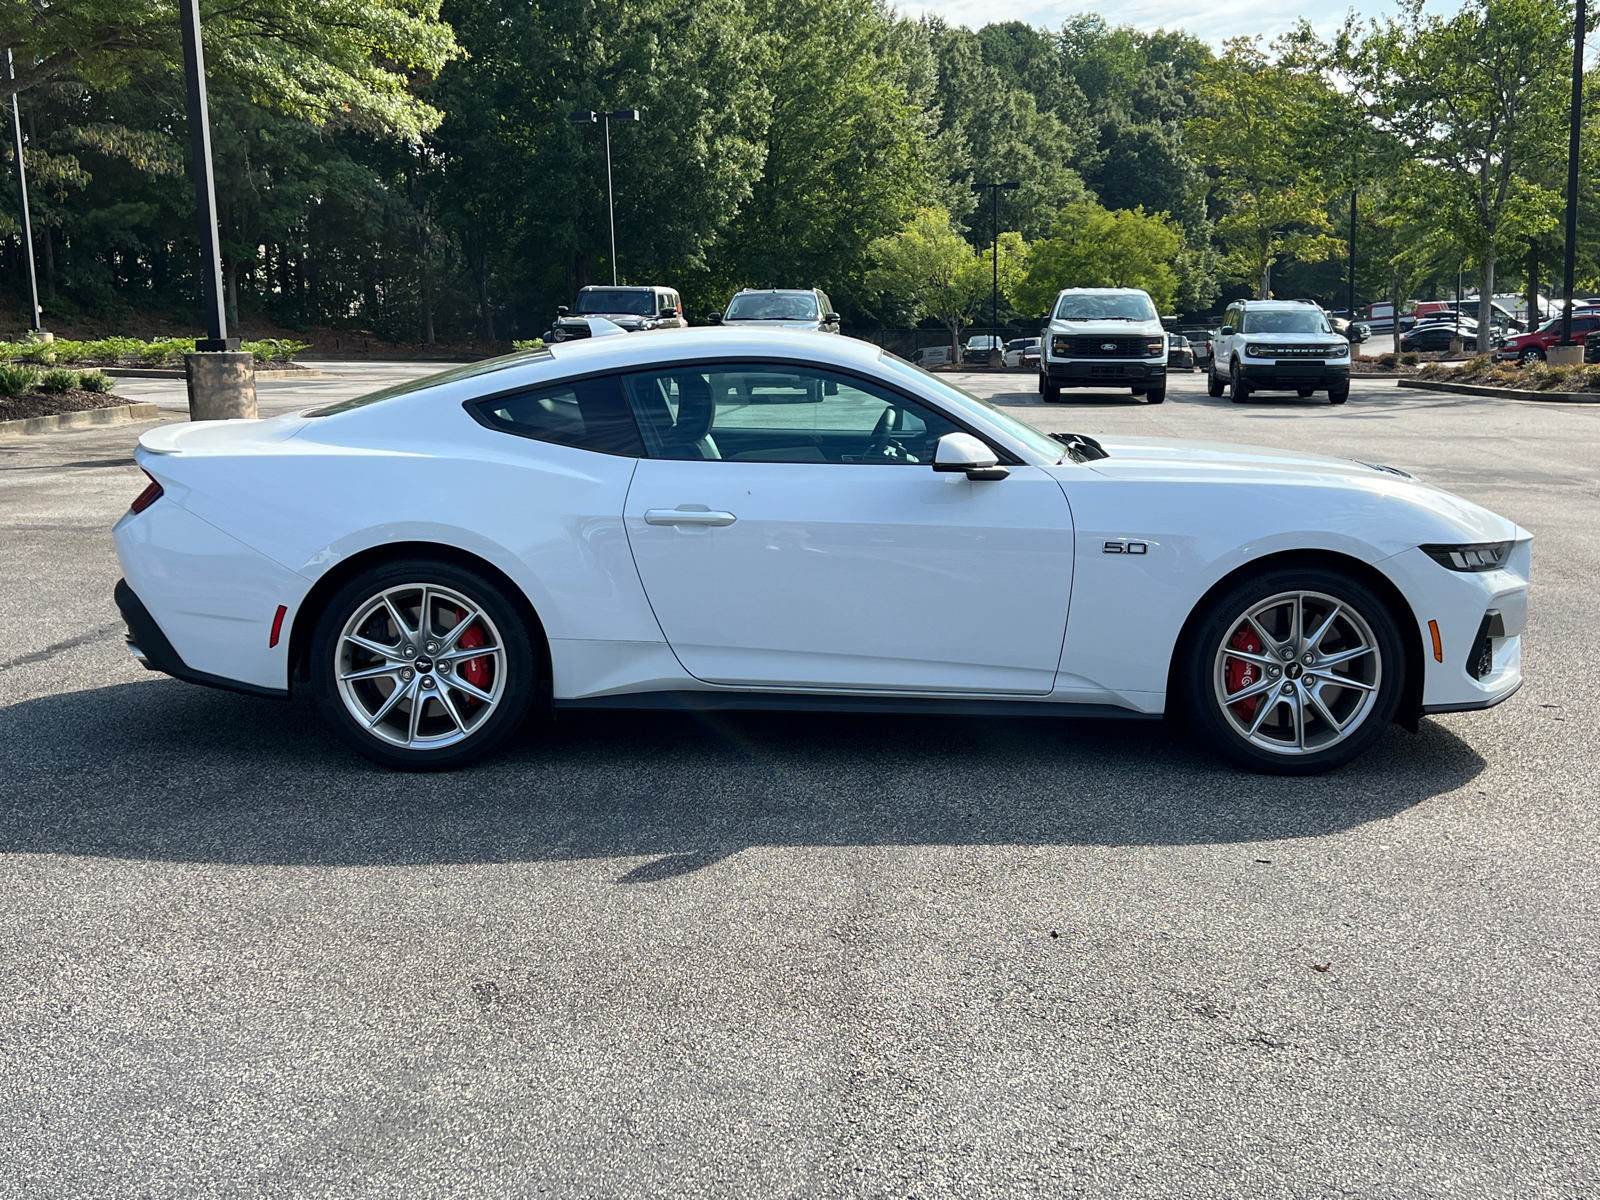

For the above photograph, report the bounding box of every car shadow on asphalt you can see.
[0,680,1488,877]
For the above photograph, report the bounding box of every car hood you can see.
[721,319,823,330]
[1048,319,1164,337]
[1071,435,1525,544]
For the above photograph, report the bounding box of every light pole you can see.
[570,109,640,286]
[178,0,255,420]
[3,51,43,337]
[1556,0,1586,354]
[971,181,1018,362]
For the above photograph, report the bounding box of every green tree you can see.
[1186,37,1342,298]
[1331,0,1575,336]
[1014,202,1182,315]
[868,206,993,357]
[0,0,461,138]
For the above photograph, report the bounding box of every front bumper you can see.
[1238,361,1350,390]
[1045,360,1166,385]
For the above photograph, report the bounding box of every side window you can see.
[620,363,964,465]
[473,375,644,457]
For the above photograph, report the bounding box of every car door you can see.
[621,361,1075,694]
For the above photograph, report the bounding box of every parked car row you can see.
[548,286,839,343]
[1496,308,1600,362]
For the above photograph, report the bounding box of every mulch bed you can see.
[0,389,127,421]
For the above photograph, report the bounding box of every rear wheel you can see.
[1178,566,1405,774]
[310,559,536,770]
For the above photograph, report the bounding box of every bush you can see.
[242,338,312,363]
[0,364,39,395]
[78,370,115,393]
[512,339,547,351]
[17,341,58,365]
[1400,352,1420,366]
[38,368,79,392]
[1376,352,1398,369]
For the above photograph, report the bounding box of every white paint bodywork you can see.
[114,329,1531,719]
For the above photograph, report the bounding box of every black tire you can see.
[1177,565,1406,775]
[1328,382,1350,405]
[1229,361,1250,403]
[1042,378,1062,402]
[1518,347,1544,364]
[1145,385,1166,404]
[1297,386,1314,398]
[1207,365,1226,397]
[310,558,537,770]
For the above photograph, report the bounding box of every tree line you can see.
[0,0,1595,345]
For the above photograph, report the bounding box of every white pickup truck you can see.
[1038,287,1168,404]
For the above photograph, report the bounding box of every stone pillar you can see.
[1546,344,1583,367]
[185,351,257,420]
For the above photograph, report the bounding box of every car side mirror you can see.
[660,307,678,319]
[932,432,1008,481]
[1220,325,1234,336]
[557,306,570,317]
[706,312,722,324]
[824,311,840,324]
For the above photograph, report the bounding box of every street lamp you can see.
[971,181,1019,362]
[1556,0,1586,354]
[570,108,641,286]
[3,52,43,338]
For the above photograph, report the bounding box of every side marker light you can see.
[1428,620,1443,663]
[269,605,288,648]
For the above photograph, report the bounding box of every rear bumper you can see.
[115,578,288,700]
[1239,362,1350,390]
[1045,360,1166,385]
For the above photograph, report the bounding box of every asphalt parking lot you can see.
[2,366,1596,1198]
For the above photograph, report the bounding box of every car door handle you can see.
[644,507,738,527]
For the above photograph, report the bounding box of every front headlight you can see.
[1421,542,1513,572]
[1327,342,1349,357]
[1244,343,1266,357]
[1147,339,1164,357]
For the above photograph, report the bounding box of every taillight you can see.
[130,471,163,514]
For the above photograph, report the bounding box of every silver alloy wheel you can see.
[1212,589,1383,756]
[334,582,508,750]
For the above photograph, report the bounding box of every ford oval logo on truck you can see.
[1101,342,1117,350]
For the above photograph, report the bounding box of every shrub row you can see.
[1416,355,1600,392]
[0,336,311,366]
[0,365,116,396]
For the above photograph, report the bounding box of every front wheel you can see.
[1518,347,1544,364]
[310,559,537,770]
[1042,375,1062,402]
[1229,361,1250,404]
[1145,385,1166,404]
[1328,382,1350,405]
[1178,567,1405,774]
[1207,366,1226,397]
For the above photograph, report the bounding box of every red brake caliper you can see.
[453,607,489,707]
[1225,624,1264,720]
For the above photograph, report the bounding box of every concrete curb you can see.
[104,366,322,379]
[1397,378,1600,404]
[0,402,163,440]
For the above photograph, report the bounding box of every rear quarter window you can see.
[471,375,644,457]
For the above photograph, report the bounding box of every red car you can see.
[1496,310,1600,362]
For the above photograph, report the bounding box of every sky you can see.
[894,0,1454,48]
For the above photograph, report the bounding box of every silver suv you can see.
[711,288,840,332]
[1039,288,1168,404]
[1209,300,1351,404]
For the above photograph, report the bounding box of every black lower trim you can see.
[1420,678,1522,714]
[1046,361,1165,385]
[1239,363,1350,390]
[555,689,1157,719]
[114,578,288,700]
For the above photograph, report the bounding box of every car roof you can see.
[733,288,818,295]
[1056,286,1148,294]
[544,326,883,373]
[579,284,667,293]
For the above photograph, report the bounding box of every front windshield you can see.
[1242,309,1331,334]
[877,352,1069,464]
[1054,292,1157,322]
[575,289,656,316]
[725,292,819,321]
[306,347,552,416]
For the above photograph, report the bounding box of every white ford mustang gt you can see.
[113,329,1530,774]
